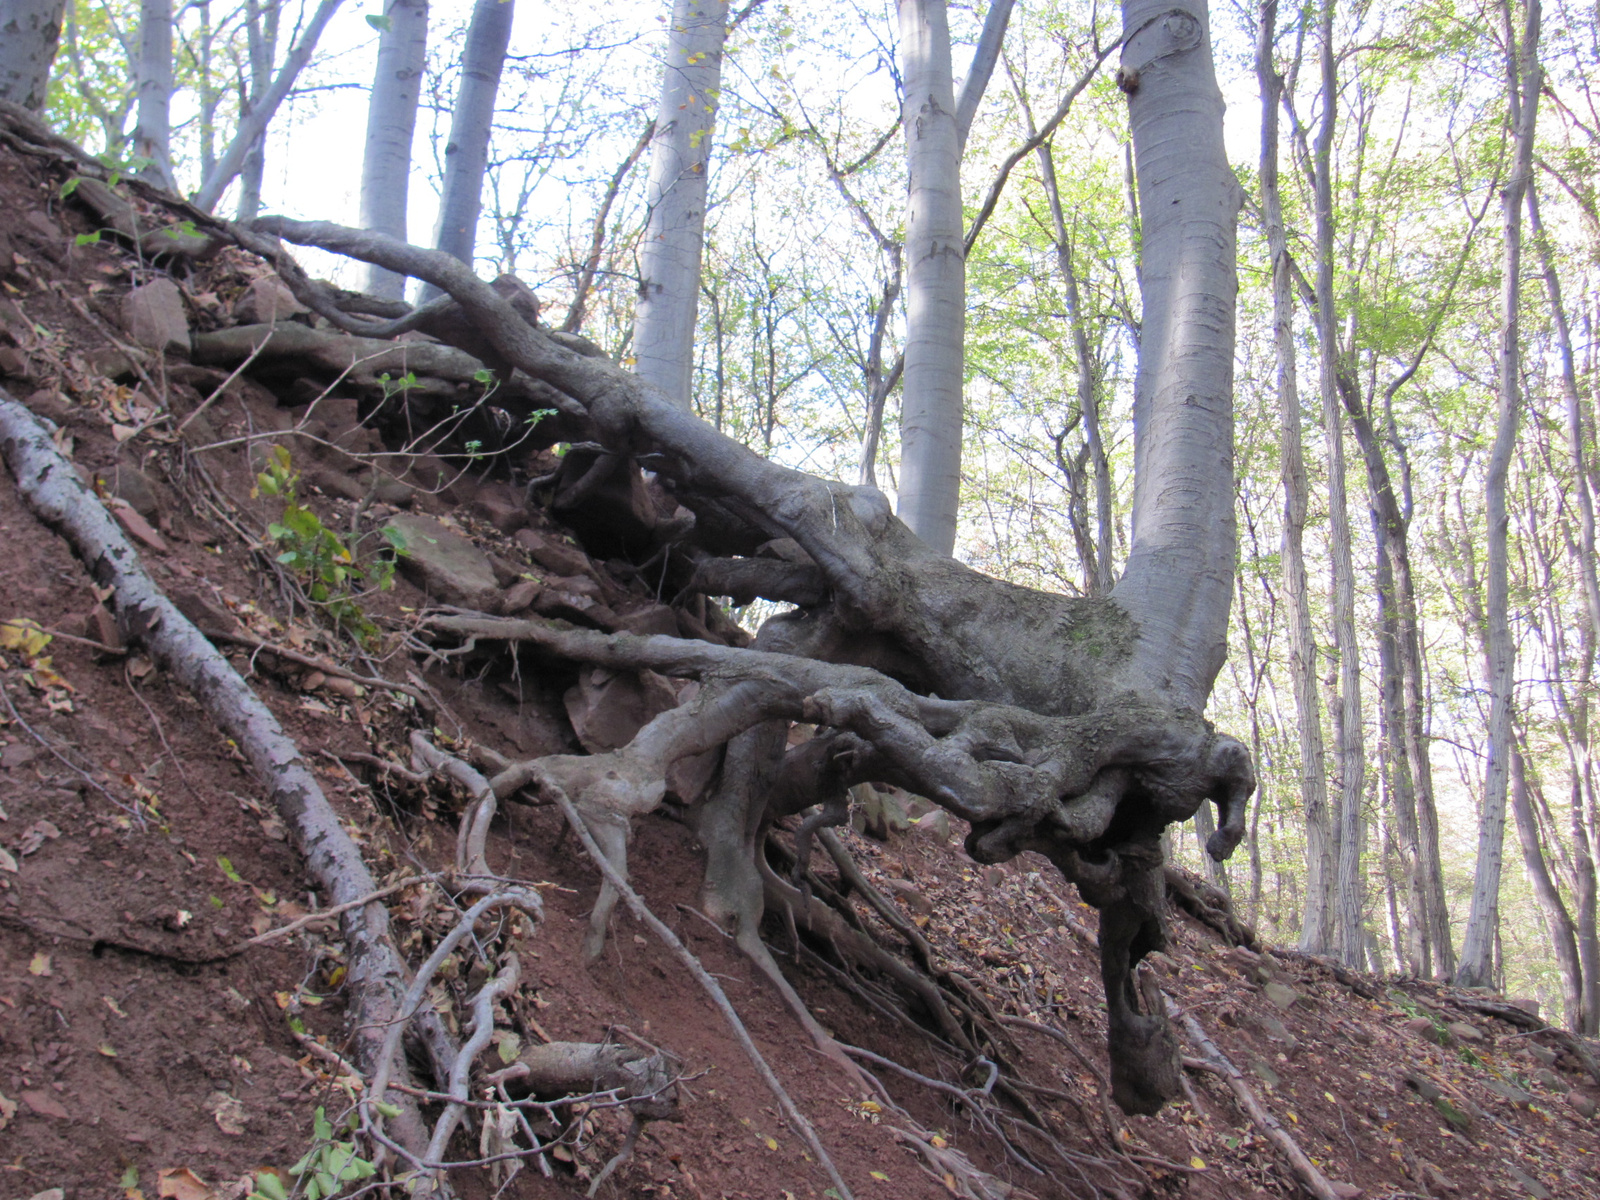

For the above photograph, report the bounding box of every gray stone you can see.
[1403,1071,1442,1103]
[1483,1079,1534,1109]
[101,461,162,519]
[1531,1067,1570,1094]
[1404,1016,1447,1045]
[233,276,308,324]
[1447,1021,1484,1042]
[386,514,500,611]
[1567,1092,1597,1119]
[1263,981,1302,1010]
[1507,1164,1551,1199]
[514,527,593,577]
[121,278,190,355]
[913,808,952,841]
[1529,1045,1559,1067]
[1328,1184,1362,1200]
[501,578,541,614]
[1246,1056,1281,1087]
[615,603,680,638]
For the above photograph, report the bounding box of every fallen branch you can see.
[1164,992,1342,1200]
[0,388,439,1166]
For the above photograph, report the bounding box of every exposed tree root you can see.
[0,387,439,1169]
[535,767,858,1200]
[1167,991,1343,1200]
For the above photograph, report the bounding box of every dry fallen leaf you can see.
[104,994,128,1018]
[156,1167,214,1200]
[205,1091,246,1136]
[0,1091,16,1129]
[27,951,50,976]
[0,848,17,873]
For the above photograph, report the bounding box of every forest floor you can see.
[2,128,1600,1200]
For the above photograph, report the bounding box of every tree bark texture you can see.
[1459,0,1540,988]
[896,0,966,556]
[633,0,729,410]
[247,205,1254,1117]
[360,0,429,299]
[427,0,514,288]
[134,0,176,190]
[0,0,65,111]
[1113,0,1240,708]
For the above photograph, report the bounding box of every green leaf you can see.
[312,1106,333,1142]
[366,13,392,31]
[473,367,496,384]
[373,1100,402,1119]
[217,855,243,883]
[59,177,82,199]
[250,1172,288,1200]
[119,1166,140,1189]
[74,231,102,246]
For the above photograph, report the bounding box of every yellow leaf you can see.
[763,1135,777,1151]
[28,951,50,976]
[860,1100,882,1113]
[870,1170,890,1181]
[98,1043,118,1057]
[930,1134,947,1148]
[1189,1156,1206,1170]
[1286,1110,1299,1124]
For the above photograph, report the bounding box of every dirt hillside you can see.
[1,119,1598,1200]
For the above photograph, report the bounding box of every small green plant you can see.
[255,445,406,643]
[247,1106,378,1200]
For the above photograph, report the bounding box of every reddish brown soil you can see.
[2,127,1598,1200]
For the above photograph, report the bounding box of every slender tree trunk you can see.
[952,0,1014,150]
[134,0,177,189]
[633,0,730,410]
[0,0,67,112]
[236,0,279,221]
[424,0,515,300]
[1459,0,1540,987]
[360,0,429,300]
[1112,0,1240,705]
[1307,0,1366,968]
[1509,743,1586,1025]
[1257,0,1334,957]
[896,0,965,555]
[196,0,344,213]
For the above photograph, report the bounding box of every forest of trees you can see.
[3,0,1597,1036]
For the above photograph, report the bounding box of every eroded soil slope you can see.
[2,125,1599,1200]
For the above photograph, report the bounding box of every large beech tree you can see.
[242,0,1250,1116]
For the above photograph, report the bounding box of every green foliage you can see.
[246,1107,376,1200]
[255,446,406,644]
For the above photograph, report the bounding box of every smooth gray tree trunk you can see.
[424,0,515,298]
[134,0,177,189]
[195,0,345,214]
[1112,0,1240,705]
[235,0,280,221]
[0,0,66,111]
[953,0,1014,151]
[360,0,429,300]
[1306,0,1366,967]
[896,0,965,556]
[1459,0,1541,987]
[633,0,730,410]
[1257,0,1334,957]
